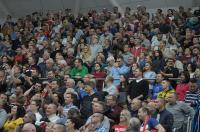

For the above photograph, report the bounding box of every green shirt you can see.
[70,65,88,78]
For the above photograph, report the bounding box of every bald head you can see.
[23,123,36,132]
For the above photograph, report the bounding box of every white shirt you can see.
[48,114,60,123]
[35,112,43,126]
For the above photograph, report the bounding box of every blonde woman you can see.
[80,45,93,65]
[112,109,132,132]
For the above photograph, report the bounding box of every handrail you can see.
[39,77,182,81]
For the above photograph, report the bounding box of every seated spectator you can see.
[194,68,200,89]
[91,63,106,91]
[52,123,66,132]
[157,78,175,99]
[117,74,129,105]
[43,103,60,123]
[166,92,195,131]
[109,56,129,86]
[126,117,141,132]
[28,100,42,126]
[0,100,7,131]
[65,118,80,132]
[155,97,174,132]
[112,109,131,132]
[152,50,165,73]
[16,111,40,132]
[121,44,134,64]
[160,58,179,88]
[130,99,142,117]
[105,95,123,124]
[152,73,164,99]
[176,71,190,101]
[80,112,107,132]
[86,101,110,131]
[103,76,118,96]
[185,78,200,108]
[80,84,104,120]
[70,58,88,79]
[3,105,26,131]
[23,123,36,132]
[138,107,165,132]
[128,68,149,100]
[0,70,7,93]
[67,108,85,129]
[63,92,78,116]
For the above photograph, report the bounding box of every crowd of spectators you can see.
[0,4,200,132]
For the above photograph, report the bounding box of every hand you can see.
[127,95,131,103]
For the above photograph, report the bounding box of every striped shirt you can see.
[185,90,200,107]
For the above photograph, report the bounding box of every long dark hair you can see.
[119,74,129,92]
[16,105,26,119]
[180,71,190,83]
[153,50,163,60]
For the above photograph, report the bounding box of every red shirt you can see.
[130,46,146,57]
[112,125,128,132]
[176,83,189,101]
[14,54,23,64]
[92,71,106,91]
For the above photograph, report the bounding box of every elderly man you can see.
[130,99,142,117]
[52,123,66,132]
[85,101,110,131]
[81,112,107,132]
[23,123,36,132]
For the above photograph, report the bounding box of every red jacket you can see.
[130,46,146,57]
[176,83,189,101]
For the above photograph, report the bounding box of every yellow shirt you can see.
[157,89,175,99]
[3,117,24,132]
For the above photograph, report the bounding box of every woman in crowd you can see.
[65,118,80,132]
[80,44,93,66]
[3,105,26,131]
[152,50,165,73]
[91,63,106,91]
[186,62,197,78]
[176,71,190,101]
[143,62,156,81]
[117,75,129,105]
[112,109,131,132]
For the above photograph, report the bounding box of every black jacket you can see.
[128,79,149,100]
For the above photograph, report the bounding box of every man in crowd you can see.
[128,68,149,100]
[166,92,195,131]
[185,78,200,108]
[109,56,129,86]
[105,95,123,124]
[155,97,174,132]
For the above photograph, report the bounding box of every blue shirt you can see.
[94,123,107,132]
[152,83,163,99]
[63,103,78,114]
[109,64,129,86]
